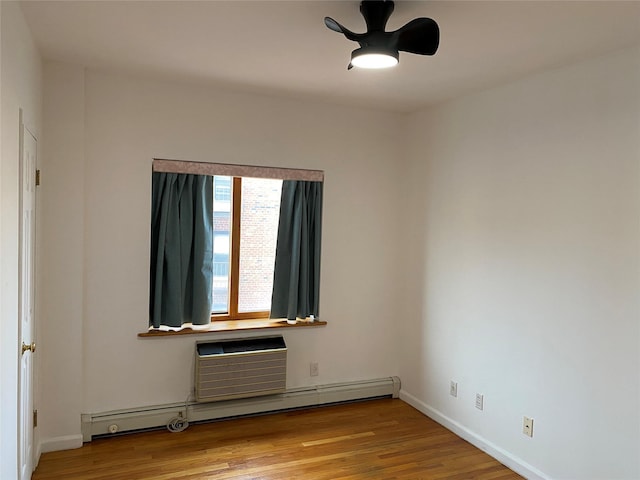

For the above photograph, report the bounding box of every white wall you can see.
[400,46,640,480]
[40,68,404,435]
[39,62,86,451]
[0,1,42,477]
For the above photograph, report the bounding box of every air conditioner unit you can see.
[195,336,287,403]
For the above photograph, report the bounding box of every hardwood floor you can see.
[33,399,522,479]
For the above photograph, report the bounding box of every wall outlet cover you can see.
[523,416,534,437]
[475,393,484,410]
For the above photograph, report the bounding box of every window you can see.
[212,176,282,320]
[148,159,324,332]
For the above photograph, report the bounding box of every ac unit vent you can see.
[195,336,287,403]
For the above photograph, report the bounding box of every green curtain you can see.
[150,173,213,328]
[270,180,323,320]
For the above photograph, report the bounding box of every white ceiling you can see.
[19,0,640,113]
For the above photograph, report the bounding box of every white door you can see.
[19,116,37,480]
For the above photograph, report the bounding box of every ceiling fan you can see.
[324,0,439,70]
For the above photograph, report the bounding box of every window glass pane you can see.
[214,176,231,202]
[238,178,282,313]
[212,176,231,313]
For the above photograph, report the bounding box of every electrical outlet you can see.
[475,393,484,410]
[310,362,319,377]
[450,381,458,398]
[523,416,534,437]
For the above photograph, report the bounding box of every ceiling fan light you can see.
[350,47,399,69]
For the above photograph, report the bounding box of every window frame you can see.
[212,176,274,322]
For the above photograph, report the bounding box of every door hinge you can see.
[33,409,38,428]
[35,169,41,186]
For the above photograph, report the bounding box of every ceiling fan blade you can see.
[324,16,344,33]
[394,18,439,55]
[324,17,362,43]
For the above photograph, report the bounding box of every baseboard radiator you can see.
[81,375,401,442]
[82,336,400,441]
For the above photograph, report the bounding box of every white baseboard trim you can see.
[79,377,401,444]
[39,434,83,453]
[399,390,551,480]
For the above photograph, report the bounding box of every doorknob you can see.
[21,342,36,354]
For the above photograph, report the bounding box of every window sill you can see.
[138,318,327,337]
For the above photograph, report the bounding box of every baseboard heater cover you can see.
[80,376,401,442]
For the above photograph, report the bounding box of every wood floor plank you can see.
[33,399,522,479]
